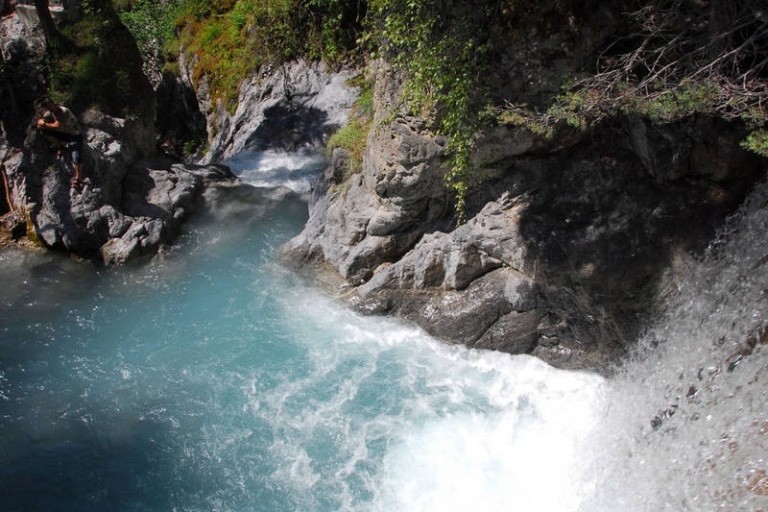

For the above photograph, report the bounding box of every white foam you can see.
[223,148,326,195]
[578,180,768,511]
[258,285,607,511]
[364,352,604,512]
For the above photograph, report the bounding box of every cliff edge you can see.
[279,2,767,372]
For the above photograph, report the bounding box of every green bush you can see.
[40,2,150,116]
[519,0,768,159]
[369,0,493,223]
[741,130,768,158]
[170,0,366,113]
[326,77,374,180]
[117,0,184,62]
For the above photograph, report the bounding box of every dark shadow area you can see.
[0,262,203,511]
[0,412,198,512]
[22,137,73,245]
[0,37,45,149]
[0,162,11,215]
[120,165,175,220]
[245,103,336,152]
[465,116,766,367]
[155,71,208,160]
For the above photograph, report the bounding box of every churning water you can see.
[0,150,766,511]
[579,179,768,512]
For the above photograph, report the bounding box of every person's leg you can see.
[72,159,81,182]
[70,140,83,187]
[41,131,63,156]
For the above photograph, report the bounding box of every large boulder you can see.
[4,109,245,264]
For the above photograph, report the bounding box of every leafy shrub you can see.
[368,0,496,223]
[326,77,374,180]
[117,0,186,78]
[741,130,768,158]
[40,1,150,116]
[514,0,768,157]
[170,0,366,113]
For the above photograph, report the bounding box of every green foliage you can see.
[80,0,114,16]
[520,0,768,159]
[172,0,366,113]
[739,109,768,158]
[505,78,746,147]
[547,89,591,130]
[183,128,209,157]
[540,81,721,131]
[741,129,768,158]
[741,107,767,130]
[45,3,148,116]
[644,82,720,123]
[326,118,368,177]
[326,77,374,180]
[497,107,555,138]
[117,0,186,73]
[370,0,493,223]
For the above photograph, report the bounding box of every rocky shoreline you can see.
[0,9,296,266]
[1,106,251,264]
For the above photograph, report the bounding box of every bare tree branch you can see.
[516,0,768,127]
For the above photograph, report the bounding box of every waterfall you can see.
[581,179,768,510]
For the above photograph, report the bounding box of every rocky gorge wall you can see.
[279,61,764,373]
[168,1,766,373]
[0,8,357,265]
[276,29,767,372]
[192,59,359,165]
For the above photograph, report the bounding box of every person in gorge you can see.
[36,98,84,189]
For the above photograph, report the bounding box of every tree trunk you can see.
[33,0,65,51]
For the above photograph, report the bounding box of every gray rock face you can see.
[346,194,540,354]
[3,12,335,269]
[5,108,245,264]
[282,64,452,284]
[282,59,765,373]
[198,59,359,163]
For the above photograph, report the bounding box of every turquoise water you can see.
[0,162,605,511]
[5,149,765,511]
